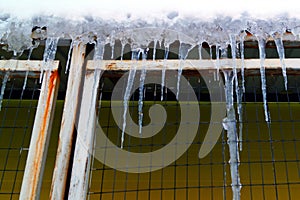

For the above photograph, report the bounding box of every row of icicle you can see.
[0,29,289,200]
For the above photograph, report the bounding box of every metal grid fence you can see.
[86,72,300,200]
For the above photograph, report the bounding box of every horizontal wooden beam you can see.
[86,59,300,71]
[0,60,59,72]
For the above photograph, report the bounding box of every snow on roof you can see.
[1,0,300,20]
[1,0,300,54]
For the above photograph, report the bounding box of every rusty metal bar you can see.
[19,68,60,200]
[68,69,101,199]
[50,43,87,200]
[86,59,300,71]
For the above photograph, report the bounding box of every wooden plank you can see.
[50,43,87,200]
[86,59,300,71]
[19,69,60,200]
[68,69,101,200]
[0,60,59,71]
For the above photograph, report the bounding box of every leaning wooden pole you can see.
[50,43,86,200]
[68,69,101,199]
[19,67,60,200]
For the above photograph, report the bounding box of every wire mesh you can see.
[1,40,300,200]
[86,71,300,200]
[0,71,63,200]
[0,73,40,199]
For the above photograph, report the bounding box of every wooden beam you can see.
[50,43,87,200]
[86,59,300,71]
[68,69,101,200]
[19,69,60,200]
[0,60,59,71]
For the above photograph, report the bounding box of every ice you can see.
[110,31,115,59]
[1,15,299,197]
[120,48,140,148]
[209,45,213,60]
[153,39,157,60]
[94,39,105,60]
[198,42,202,60]
[215,44,220,81]
[239,31,246,92]
[161,45,169,101]
[0,71,10,111]
[20,70,29,98]
[257,37,271,123]
[41,37,59,82]
[120,43,125,61]
[138,48,149,134]
[176,42,193,100]
[230,34,243,151]
[237,86,243,151]
[273,32,288,90]
[222,71,242,200]
[3,22,33,56]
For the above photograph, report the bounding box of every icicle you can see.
[230,34,243,151]
[209,45,213,60]
[176,42,192,100]
[0,72,10,111]
[65,40,74,74]
[237,87,243,151]
[198,42,202,60]
[121,48,140,148]
[94,39,105,60]
[222,71,242,200]
[215,44,221,81]
[20,71,29,98]
[110,31,115,59]
[239,31,246,92]
[153,39,157,60]
[154,84,157,97]
[23,45,36,99]
[41,37,59,82]
[120,43,125,61]
[138,48,149,134]
[273,33,288,90]
[28,47,34,60]
[161,45,169,101]
[110,42,115,59]
[257,37,271,123]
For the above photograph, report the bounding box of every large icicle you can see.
[176,42,192,100]
[161,45,169,101]
[0,72,10,111]
[230,34,243,151]
[239,31,246,92]
[41,37,59,82]
[138,48,149,134]
[257,37,271,122]
[222,71,242,200]
[121,48,140,148]
[273,32,288,90]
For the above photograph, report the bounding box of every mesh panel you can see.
[0,73,40,199]
[87,72,300,200]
